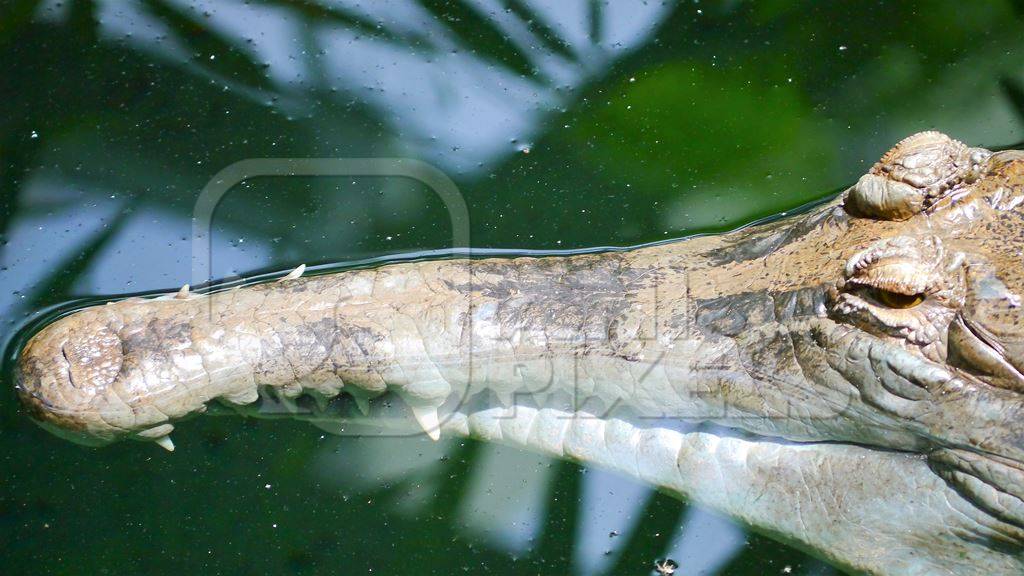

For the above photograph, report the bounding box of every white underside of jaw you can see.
[424,404,1021,576]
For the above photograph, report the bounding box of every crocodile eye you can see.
[871,288,924,309]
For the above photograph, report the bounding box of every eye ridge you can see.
[869,287,925,309]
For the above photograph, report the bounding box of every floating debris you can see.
[653,558,678,576]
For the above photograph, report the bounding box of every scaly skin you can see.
[15,132,1024,575]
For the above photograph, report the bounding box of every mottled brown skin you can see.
[15,132,1024,575]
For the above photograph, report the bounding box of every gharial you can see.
[15,132,1024,575]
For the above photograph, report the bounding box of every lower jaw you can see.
[230,388,1023,576]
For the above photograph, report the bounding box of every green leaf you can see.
[532,460,582,568]
[26,206,132,308]
[1010,0,1024,18]
[502,0,576,61]
[0,0,42,47]
[605,491,686,575]
[711,532,837,575]
[1000,76,1024,127]
[67,0,97,43]
[253,0,433,47]
[416,0,540,79]
[587,0,601,44]
[140,0,275,91]
[0,133,41,244]
[427,439,481,518]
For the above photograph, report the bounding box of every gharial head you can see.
[11,131,1024,559]
[782,131,1024,540]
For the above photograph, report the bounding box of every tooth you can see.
[278,264,306,282]
[137,423,174,440]
[224,387,259,405]
[155,436,175,452]
[410,405,441,441]
[175,284,190,299]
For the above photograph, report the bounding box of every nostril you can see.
[60,345,75,388]
[948,316,1024,393]
[61,326,123,393]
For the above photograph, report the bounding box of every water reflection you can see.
[85,0,670,172]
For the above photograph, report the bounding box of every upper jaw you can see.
[798,313,1024,535]
[809,313,1023,452]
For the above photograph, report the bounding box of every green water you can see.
[1,1,1023,574]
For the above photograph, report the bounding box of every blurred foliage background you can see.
[1,1,1023,574]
